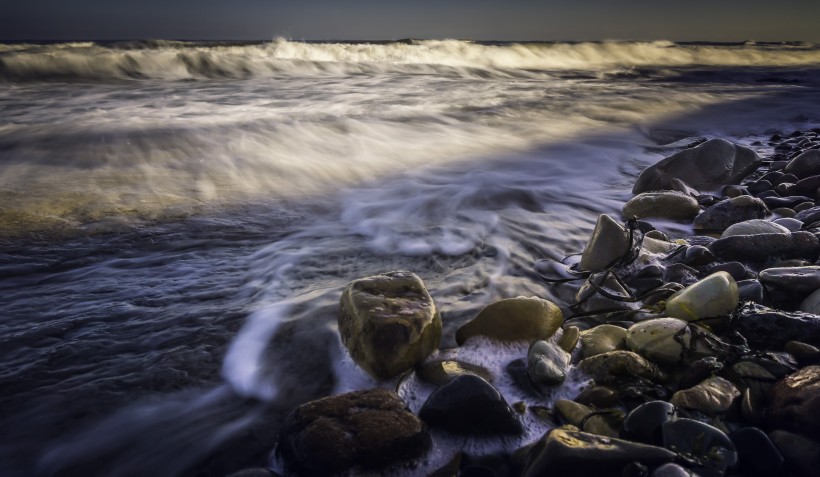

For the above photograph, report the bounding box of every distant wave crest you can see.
[1,38,819,82]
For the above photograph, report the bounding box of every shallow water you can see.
[2,39,820,476]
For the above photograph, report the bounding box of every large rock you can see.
[521,428,676,477]
[769,430,820,477]
[709,232,820,262]
[784,149,820,179]
[721,219,790,238]
[670,376,740,414]
[339,271,441,379]
[633,139,761,194]
[625,318,690,365]
[662,419,737,477]
[665,271,739,321]
[622,191,700,220]
[578,350,667,384]
[580,324,627,358]
[419,374,522,435]
[796,205,820,225]
[759,266,820,294]
[693,196,769,232]
[767,366,820,439]
[456,296,562,345]
[733,303,820,348]
[277,388,431,475]
[579,214,630,271]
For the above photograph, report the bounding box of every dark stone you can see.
[682,245,715,267]
[621,401,677,446]
[506,358,541,397]
[767,366,820,439]
[574,385,620,408]
[633,139,761,194]
[759,171,783,183]
[795,205,820,224]
[723,185,747,198]
[521,429,676,477]
[676,357,724,389]
[708,231,820,262]
[784,150,820,179]
[663,263,700,287]
[226,470,279,477]
[730,427,784,477]
[747,180,772,195]
[758,266,820,294]
[773,217,804,231]
[762,195,814,209]
[685,236,717,247]
[737,279,765,304]
[788,174,820,196]
[419,375,522,435]
[661,419,737,477]
[651,463,692,477]
[277,388,431,475]
[769,430,820,477]
[708,261,752,281]
[693,197,769,232]
[416,360,494,386]
[733,303,820,348]
[770,160,789,171]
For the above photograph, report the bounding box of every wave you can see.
[1,39,820,82]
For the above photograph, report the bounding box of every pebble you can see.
[772,217,803,231]
[661,419,737,477]
[527,340,570,385]
[579,214,630,271]
[708,231,820,262]
[625,318,690,365]
[758,266,820,294]
[456,296,563,345]
[730,427,785,477]
[767,365,820,439]
[665,271,739,321]
[579,324,627,358]
[721,218,789,237]
[693,196,769,232]
[621,400,677,446]
[622,191,700,220]
[419,375,522,435]
[669,376,740,414]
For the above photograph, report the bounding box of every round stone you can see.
[625,318,690,365]
[456,296,563,345]
[721,219,790,237]
[665,272,739,321]
[623,191,700,220]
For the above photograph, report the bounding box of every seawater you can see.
[2,39,820,476]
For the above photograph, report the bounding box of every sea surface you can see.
[2,39,820,476]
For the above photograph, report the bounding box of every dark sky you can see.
[3,0,819,42]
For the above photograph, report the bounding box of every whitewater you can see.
[1,39,820,476]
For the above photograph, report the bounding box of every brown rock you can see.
[767,366,820,439]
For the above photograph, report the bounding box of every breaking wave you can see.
[2,39,820,82]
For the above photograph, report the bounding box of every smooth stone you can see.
[685,235,716,247]
[633,139,761,194]
[784,149,820,178]
[641,235,678,255]
[795,205,820,224]
[708,231,820,262]
[621,400,677,446]
[521,429,676,477]
[734,303,820,347]
[227,470,279,477]
[730,427,785,477]
[772,207,797,217]
[759,266,820,294]
[755,189,780,199]
[678,357,724,389]
[762,195,813,209]
[795,201,817,213]
[665,272,739,321]
[574,385,620,408]
[527,340,570,385]
[708,261,752,281]
[554,400,620,437]
[626,318,690,365]
[575,273,633,312]
[277,388,431,475]
[723,185,746,198]
[720,219,790,237]
[578,350,667,384]
[769,430,820,477]
[339,271,441,380]
[670,376,740,414]
[776,173,799,186]
[788,173,820,196]
[767,366,820,439]
[682,245,715,266]
[419,375,522,435]
[693,196,769,231]
[580,214,630,271]
[747,179,772,195]
[737,279,765,303]
[651,463,692,477]
[785,341,820,363]
[663,263,700,287]
[580,324,627,358]
[557,326,580,353]
[644,229,670,241]
[416,360,494,386]
[623,191,700,220]
[773,217,804,231]
[456,296,563,345]
[661,419,737,477]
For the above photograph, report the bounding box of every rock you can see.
[773,217,804,231]
[277,388,430,475]
[521,429,676,477]
[795,205,820,225]
[580,324,627,358]
[682,245,715,267]
[665,272,739,321]
[623,191,700,220]
[416,360,494,386]
[338,271,441,379]
[785,341,820,364]
[708,261,752,281]
[226,470,279,477]
[575,273,633,311]
[575,386,620,408]
[633,139,761,194]
[527,340,570,386]
[661,419,737,477]
[737,279,765,303]
[554,400,621,437]
[759,266,820,294]
[579,214,630,271]
[625,318,690,365]
[767,366,820,439]
[769,430,820,477]
[772,207,797,217]
[663,263,700,287]
[762,195,812,209]
[784,149,820,178]
[730,427,785,477]
[651,463,693,477]
[455,296,563,345]
[670,376,740,414]
[721,219,790,237]
[641,236,678,255]
[795,201,817,213]
[557,326,580,353]
[733,303,820,347]
[693,196,769,231]
[621,400,677,446]
[788,174,820,196]
[708,231,820,262]
[578,350,667,384]
[419,375,522,435]
[747,179,773,195]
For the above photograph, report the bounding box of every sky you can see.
[3,0,820,42]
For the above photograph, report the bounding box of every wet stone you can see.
[746,179,772,195]
[769,430,820,477]
[623,191,700,220]
[771,207,797,217]
[527,340,570,386]
[720,218,790,237]
[277,388,431,475]
[621,400,677,446]
[579,324,627,359]
[794,201,816,213]
[665,271,738,321]
[734,303,820,348]
[784,149,820,178]
[651,463,692,477]
[416,360,494,386]
[693,196,769,232]
[784,341,820,364]
[707,261,751,281]
[762,195,813,209]
[773,217,804,231]
[730,427,784,477]
[574,385,620,409]
[767,365,820,439]
[557,326,580,353]
[456,296,563,345]
[682,245,715,266]
[419,374,523,435]
[662,419,737,477]
[737,279,765,304]
[759,266,820,294]
[578,350,667,385]
[669,376,740,415]
[708,231,820,262]
[579,214,630,271]
[663,263,699,287]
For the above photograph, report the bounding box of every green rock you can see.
[625,318,690,365]
[456,296,563,345]
[623,191,700,220]
[528,340,570,385]
[721,219,790,238]
[557,326,580,353]
[665,271,739,321]
[579,214,630,271]
[339,271,441,380]
[670,376,740,414]
[580,324,627,359]
[578,350,667,384]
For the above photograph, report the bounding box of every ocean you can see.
[1,39,820,476]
